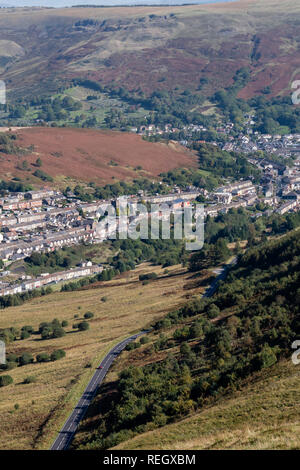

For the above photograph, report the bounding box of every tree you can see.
[84,312,94,319]
[35,157,42,167]
[50,349,66,361]
[19,353,34,366]
[0,375,13,387]
[36,353,50,363]
[78,321,90,331]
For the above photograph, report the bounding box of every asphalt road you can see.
[50,331,147,451]
[51,257,236,451]
[203,257,237,298]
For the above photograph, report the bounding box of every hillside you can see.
[112,359,299,450]
[71,230,300,450]
[0,127,197,185]
[0,0,299,100]
[0,263,198,450]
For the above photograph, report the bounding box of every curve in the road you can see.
[51,257,237,451]
[51,331,147,451]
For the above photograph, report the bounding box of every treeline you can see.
[192,142,261,180]
[77,230,300,449]
[0,349,66,372]
[0,179,32,195]
[0,286,53,310]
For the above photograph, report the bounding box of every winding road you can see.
[50,331,147,451]
[50,257,237,450]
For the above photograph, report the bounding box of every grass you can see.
[7,86,150,128]
[112,359,300,450]
[0,262,198,450]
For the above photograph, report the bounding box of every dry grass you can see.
[0,263,198,450]
[113,359,300,450]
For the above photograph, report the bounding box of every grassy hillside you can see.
[0,263,202,450]
[0,0,299,100]
[113,359,299,450]
[71,230,300,450]
[0,127,197,186]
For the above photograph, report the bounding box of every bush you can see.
[0,375,13,387]
[19,353,34,366]
[21,330,31,340]
[139,272,158,281]
[50,349,66,362]
[0,361,17,371]
[101,296,108,302]
[23,376,36,384]
[36,353,50,363]
[61,320,68,328]
[78,321,90,331]
[84,312,94,319]
[140,336,150,345]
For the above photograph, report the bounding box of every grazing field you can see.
[111,359,300,450]
[0,263,203,450]
[0,127,197,186]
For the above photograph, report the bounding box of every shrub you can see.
[0,375,13,387]
[21,330,31,340]
[50,349,66,362]
[140,336,150,345]
[0,361,17,371]
[23,376,36,384]
[84,312,94,319]
[78,321,90,331]
[139,272,158,281]
[36,353,50,363]
[19,353,34,366]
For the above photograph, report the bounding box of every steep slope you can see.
[0,127,197,185]
[113,359,299,450]
[0,0,299,99]
[71,230,300,450]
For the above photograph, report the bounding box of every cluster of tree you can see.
[192,142,261,180]
[93,179,170,201]
[0,318,69,344]
[0,179,32,195]
[26,250,74,273]
[37,96,82,122]
[212,68,251,126]
[33,169,53,182]
[0,349,66,373]
[189,238,230,271]
[79,230,299,449]
[160,167,219,191]
[0,133,18,155]
[249,95,300,135]
[38,319,67,340]
[0,286,53,310]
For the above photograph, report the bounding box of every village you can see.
[0,154,300,298]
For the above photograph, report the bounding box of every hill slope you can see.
[113,359,299,450]
[71,230,300,450]
[0,127,197,185]
[0,0,299,99]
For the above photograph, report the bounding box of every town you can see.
[1,151,299,298]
